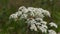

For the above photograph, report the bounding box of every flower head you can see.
[49,22,58,28]
[48,29,57,34]
[9,6,57,34]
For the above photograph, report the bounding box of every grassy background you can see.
[0,0,60,34]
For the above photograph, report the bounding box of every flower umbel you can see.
[9,6,58,34]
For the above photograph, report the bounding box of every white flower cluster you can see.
[9,6,58,34]
[9,6,50,20]
[48,29,57,34]
[26,18,47,33]
[49,22,58,28]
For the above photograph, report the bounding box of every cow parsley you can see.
[9,6,58,34]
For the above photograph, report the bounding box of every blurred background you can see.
[0,0,60,34]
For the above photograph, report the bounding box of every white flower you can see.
[20,14,28,19]
[9,14,18,19]
[28,11,35,17]
[38,8,44,10]
[36,22,47,33]
[48,30,57,34]
[37,25,47,33]
[42,10,51,17]
[35,22,41,25]
[28,7,35,11]
[41,24,48,29]
[15,11,22,16]
[49,22,58,28]
[18,6,28,13]
[18,6,26,11]
[35,22,47,29]
[26,18,36,25]
[34,12,44,18]
[35,18,43,22]
[9,6,57,34]
[41,21,47,25]
[32,9,44,18]
[37,8,44,13]
[9,14,18,21]
[22,8,28,14]
[30,24,37,31]
[26,18,37,31]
